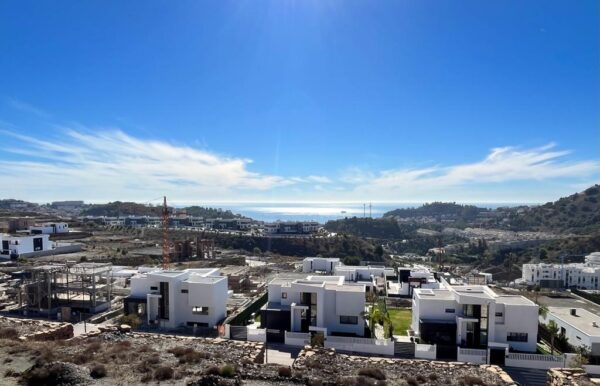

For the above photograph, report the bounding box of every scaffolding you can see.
[21,262,113,318]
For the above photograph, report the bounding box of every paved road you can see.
[503,366,548,386]
[264,343,301,366]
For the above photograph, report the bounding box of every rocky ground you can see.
[0,316,65,337]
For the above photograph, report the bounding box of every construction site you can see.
[18,262,113,319]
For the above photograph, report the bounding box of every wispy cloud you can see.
[0,128,295,201]
[350,144,600,200]
[6,98,51,119]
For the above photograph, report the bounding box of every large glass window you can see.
[507,332,528,342]
[340,315,358,325]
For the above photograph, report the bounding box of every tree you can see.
[375,245,384,259]
[539,249,548,260]
[547,320,559,355]
[539,304,549,319]
[569,345,590,368]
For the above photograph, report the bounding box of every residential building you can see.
[540,307,600,358]
[412,283,538,352]
[29,222,69,234]
[394,265,440,297]
[522,252,600,289]
[302,257,342,274]
[0,234,52,257]
[263,221,320,235]
[333,264,395,293]
[125,268,228,329]
[261,275,366,338]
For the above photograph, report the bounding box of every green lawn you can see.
[388,308,412,336]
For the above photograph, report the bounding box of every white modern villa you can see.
[261,275,366,337]
[302,257,342,274]
[522,252,600,289]
[540,307,600,358]
[412,282,538,353]
[0,233,52,257]
[125,268,228,329]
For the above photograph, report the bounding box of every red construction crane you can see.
[162,196,170,270]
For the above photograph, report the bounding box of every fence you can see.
[324,335,395,356]
[247,327,266,342]
[457,347,487,364]
[226,292,268,326]
[285,331,310,347]
[414,343,436,360]
[505,352,569,369]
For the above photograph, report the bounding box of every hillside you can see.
[384,202,486,220]
[324,217,416,239]
[81,202,241,218]
[504,185,600,233]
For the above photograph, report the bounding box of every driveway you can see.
[264,343,302,366]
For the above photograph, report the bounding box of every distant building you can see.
[264,221,320,235]
[522,252,600,289]
[262,275,366,338]
[125,268,228,329]
[540,307,600,358]
[395,265,440,297]
[412,283,538,353]
[0,234,52,257]
[29,222,69,234]
[302,257,342,274]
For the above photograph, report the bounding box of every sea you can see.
[192,202,531,223]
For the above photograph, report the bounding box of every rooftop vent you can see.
[570,309,577,317]
[593,322,599,328]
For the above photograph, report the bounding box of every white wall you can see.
[324,336,394,356]
[414,344,436,360]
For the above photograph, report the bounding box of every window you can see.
[181,289,188,294]
[150,286,158,291]
[340,315,358,325]
[495,312,503,317]
[507,332,528,342]
[192,306,209,315]
[187,322,208,327]
[281,292,287,299]
[445,308,455,313]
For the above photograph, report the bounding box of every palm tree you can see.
[547,320,559,355]
[539,304,548,319]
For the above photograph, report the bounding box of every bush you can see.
[90,363,107,379]
[358,367,386,380]
[119,314,141,330]
[278,366,292,377]
[206,365,220,376]
[154,366,174,381]
[405,376,419,386]
[460,375,485,386]
[428,373,439,381]
[305,358,323,369]
[219,364,236,378]
[0,327,19,339]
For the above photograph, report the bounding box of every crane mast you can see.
[162,196,170,270]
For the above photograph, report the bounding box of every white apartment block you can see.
[29,222,69,234]
[302,257,342,274]
[126,268,228,329]
[522,252,600,289]
[540,307,600,358]
[412,283,538,353]
[262,275,366,337]
[0,234,52,257]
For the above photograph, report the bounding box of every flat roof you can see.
[414,289,455,300]
[548,307,600,336]
[495,296,536,306]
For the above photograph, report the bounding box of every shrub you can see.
[308,379,323,386]
[84,341,102,353]
[405,376,419,386]
[141,373,152,382]
[90,363,107,379]
[416,374,427,383]
[154,366,174,381]
[305,358,323,369]
[219,364,236,378]
[358,367,386,380]
[0,327,19,339]
[278,366,292,377]
[206,365,220,375]
[461,376,485,386]
[428,373,439,381]
[119,314,141,330]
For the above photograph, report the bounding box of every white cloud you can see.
[351,144,600,201]
[0,128,292,201]
[306,175,332,184]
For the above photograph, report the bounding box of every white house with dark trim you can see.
[261,275,366,338]
[412,283,538,353]
[540,307,600,358]
[0,234,52,257]
[302,257,342,274]
[126,268,228,329]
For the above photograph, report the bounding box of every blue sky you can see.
[0,0,598,204]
